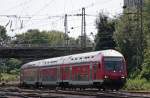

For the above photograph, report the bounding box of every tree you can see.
[0,25,9,46]
[5,58,22,73]
[13,29,79,47]
[143,0,150,48]
[114,14,137,74]
[140,48,150,80]
[13,29,66,45]
[114,1,146,75]
[95,13,116,50]
[139,0,150,80]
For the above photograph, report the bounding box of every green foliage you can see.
[95,13,116,50]
[114,6,146,75]
[13,29,67,45]
[140,48,150,80]
[0,25,7,39]
[5,58,22,73]
[117,0,150,91]
[0,25,10,46]
[143,0,150,48]
[0,58,22,75]
[10,68,20,75]
[138,0,150,80]
[1,73,19,82]
[115,16,137,74]
[0,58,21,82]
[124,78,150,91]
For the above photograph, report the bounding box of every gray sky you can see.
[0,0,123,39]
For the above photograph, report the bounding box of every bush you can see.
[140,49,150,80]
[10,69,20,75]
[124,78,150,91]
[1,73,19,82]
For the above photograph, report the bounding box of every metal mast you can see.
[81,7,86,49]
[64,14,69,54]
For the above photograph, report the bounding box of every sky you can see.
[0,0,123,40]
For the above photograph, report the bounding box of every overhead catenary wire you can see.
[0,0,123,39]
[23,0,56,28]
[0,11,120,33]
[2,0,34,13]
[66,0,114,15]
[0,0,116,20]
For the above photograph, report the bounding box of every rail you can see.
[0,85,149,98]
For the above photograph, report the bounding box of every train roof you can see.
[21,49,124,69]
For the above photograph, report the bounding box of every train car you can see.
[20,49,127,90]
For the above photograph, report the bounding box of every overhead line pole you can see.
[64,14,69,55]
[139,0,143,66]
[81,7,86,49]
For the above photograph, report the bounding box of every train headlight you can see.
[121,76,125,79]
[104,76,108,79]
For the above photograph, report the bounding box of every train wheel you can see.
[35,82,39,88]
[99,88,105,91]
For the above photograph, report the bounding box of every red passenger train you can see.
[20,49,127,90]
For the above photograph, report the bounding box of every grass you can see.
[124,78,150,91]
[0,73,19,83]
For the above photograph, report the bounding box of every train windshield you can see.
[104,57,123,71]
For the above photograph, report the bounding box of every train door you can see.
[61,65,70,82]
[23,68,38,85]
[57,65,60,84]
[40,67,57,85]
[20,69,23,81]
[36,67,40,85]
[20,69,24,85]
[92,62,102,81]
[59,65,70,87]
[80,65,90,82]
[71,64,90,85]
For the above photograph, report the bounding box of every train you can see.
[20,49,127,90]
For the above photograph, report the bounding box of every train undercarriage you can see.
[21,79,126,91]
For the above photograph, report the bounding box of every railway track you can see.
[0,86,150,98]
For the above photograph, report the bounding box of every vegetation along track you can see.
[0,86,150,98]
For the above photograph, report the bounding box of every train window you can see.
[64,67,69,72]
[42,69,57,81]
[98,63,101,69]
[75,58,77,60]
[93,65,97,71]
[105,61,123,71]
[93,64,100,71]
[76,74,88,81]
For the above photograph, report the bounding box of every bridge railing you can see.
[0,43,94,49]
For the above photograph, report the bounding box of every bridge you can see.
[0,44,93,61]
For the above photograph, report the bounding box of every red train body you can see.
[20,49,127,90]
